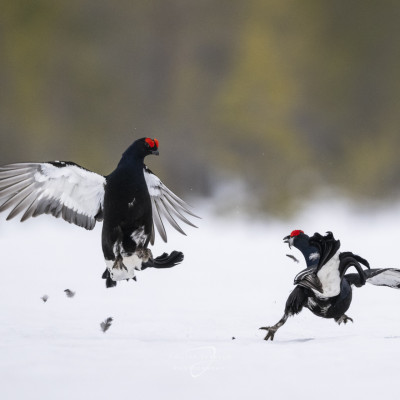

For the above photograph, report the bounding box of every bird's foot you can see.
[134,247,153,270]
[102,269,117,288]
[113,256,128,271]
[335,314,353,325]
[103,248,153,285]
[259,326,278,341]
[104,255,137,283]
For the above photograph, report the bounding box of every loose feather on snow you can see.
[64,289,75,298]
[41,295,49,303]
[100,317,113,333]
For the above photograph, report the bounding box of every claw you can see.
[259,326,276,341]
[335,314,353,325]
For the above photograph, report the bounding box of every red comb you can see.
[154,138,159,148]
[145,138,155,147]
[290,230,304,237]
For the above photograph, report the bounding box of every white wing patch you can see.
[0,162,106,230]
[143,165,199,244]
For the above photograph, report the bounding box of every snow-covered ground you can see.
[1,199,400,400]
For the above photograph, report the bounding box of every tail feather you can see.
[346,268,400,289]
[143,250,184,269]
[365,268,400,289]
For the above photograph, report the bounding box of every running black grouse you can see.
[260,230,400,340]
[0,137,198,287]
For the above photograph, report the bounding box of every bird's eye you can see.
[145,138,155,148]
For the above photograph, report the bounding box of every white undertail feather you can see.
[108,254,142,281]
[315,251,341,298]
[106,244,152,281]
[367,269,400,288]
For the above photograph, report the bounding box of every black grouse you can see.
[260,229,400,340]
[0,137,198,287]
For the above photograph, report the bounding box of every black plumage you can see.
[260,230,400,341]
[0,138,198,287]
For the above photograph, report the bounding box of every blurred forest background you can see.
[1,0,400,215]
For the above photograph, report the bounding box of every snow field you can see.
[1,200,400,399]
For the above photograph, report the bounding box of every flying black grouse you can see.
[0,137,198,287]
[260,230,400,340]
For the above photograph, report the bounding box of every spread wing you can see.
[0,162,105,230]
[143,165,199,244]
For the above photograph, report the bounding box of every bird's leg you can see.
[113,255,128,271]
[260,286,308,341]
[335,314,353,325]
[134,247,153,271]
[101,268,117,288]
[259,314,289,341]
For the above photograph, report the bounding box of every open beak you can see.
[283,235,293,249]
